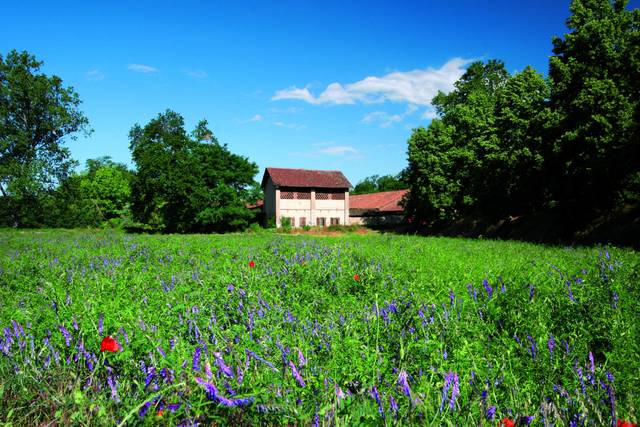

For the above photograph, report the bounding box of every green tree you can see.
[0,50,90,226]
[129,110,258,233]
[352,174,405,195]
[78,157,133,225]
[491,66,552,213]
[404,60,510,224]
[549,0,640,211]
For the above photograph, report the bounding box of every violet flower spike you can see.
[398,369,411,397]
[289,360,305,387]
[192,346,202,371]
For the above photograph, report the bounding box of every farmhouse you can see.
[261,167,352,227]
[349,189,408,226]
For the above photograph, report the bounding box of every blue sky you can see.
[3,1,637,185]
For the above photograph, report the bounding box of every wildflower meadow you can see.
[0,229,638,426]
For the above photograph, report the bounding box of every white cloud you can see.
[318,145,359,156]
[272,57,470,106]
[186,69,207,78]
[128,64,159,73]
[249,114,263,122]
[272,87,318,104]
[361,104,418,128]
[291,142,362,159]
[422,109,438,120]
[273,121,305,130]
[86,69,104,81]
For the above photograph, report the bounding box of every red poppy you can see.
[499,418,515,427]
[353,274,360,282]
[618,420,638,427]
[249,260,255,268]
[156,410,164,417]
[100,336,119,352]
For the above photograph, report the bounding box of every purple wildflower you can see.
[194,377,253,407]
[486,406,496,420]
[214,352,234,378]
[449,372,459,410]
[59,325,72,347]
[204,360,213,379]
[167,403,181,412]
[588,351,595,374]
[297,348,306,367]
[157,346,166,358]
[139,401,152,418]
[529,284,535,301]
[289,361,305,387]
[527,335,537,360]
[449,289,455,305]
[369,385,384,417]
[548,334,555,360]
[119,327,129,345]
[192,347,202,371]
[106,368,119,402]
[98,313,104,336]
[245,349,276,370]
[335,383,346,405]
[521,415,535,425]
[398,370,411,397]
[440,372,453,412]
[389,395,398,415]
[577,367,586,394]
[483,279,493,299]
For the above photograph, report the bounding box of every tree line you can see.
[1,0,638,237]
[404,0,639,237]
[0,51,260,232]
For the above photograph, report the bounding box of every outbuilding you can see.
[261,167,352,227]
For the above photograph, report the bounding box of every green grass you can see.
[0,229,638,426]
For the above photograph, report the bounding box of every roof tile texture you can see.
[263,167,352,189]
[349,189,409,213]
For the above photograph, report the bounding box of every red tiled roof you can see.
[349,189,409,214]
[246,199,263,209]
[262,167,352,189]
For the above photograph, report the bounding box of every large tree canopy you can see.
[0,50,89,225]
[129,110,258,233]
[549,0,640,210]
[405,0,639,233]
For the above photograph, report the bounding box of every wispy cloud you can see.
[318,145,359,156]
[272,57,470,107]
[291,142,362,159]
[128,63,159,73]
[238,114,265,124]
[86,69,105,81]
[361,105,418,128]
[186,69,207,78]
[273,121,305,130]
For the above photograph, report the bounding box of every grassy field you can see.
[0,229,638,426]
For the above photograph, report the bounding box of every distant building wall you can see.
[350,214,404,227]
[263,179,276,221]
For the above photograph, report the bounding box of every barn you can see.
[261,167,352,227]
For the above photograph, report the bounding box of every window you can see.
[299,217,306,227]
[281,217,294,227]
[280,190,311,200]
[330,217,340,226]
[316,217,326,227]
[315,191,345,200]
[290,217,295,227]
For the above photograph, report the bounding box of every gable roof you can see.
[349,189,409,215]
[262,167,352,189]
